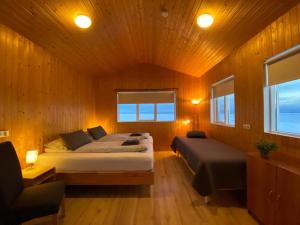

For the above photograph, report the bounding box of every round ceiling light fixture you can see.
[75,15,92,29]
[197,14,214,28]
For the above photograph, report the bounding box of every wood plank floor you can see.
[25,151,258,225]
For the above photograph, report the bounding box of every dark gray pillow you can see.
[60,130,91,150]
[186,131,206,138]
[122,139,140,146]
[130,133,142,136]
[87,126,107,140]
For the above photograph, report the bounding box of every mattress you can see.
[37,140,153,173]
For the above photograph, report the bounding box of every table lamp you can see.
[26,150,38,169]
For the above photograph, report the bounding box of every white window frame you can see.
[117,91,176,123]
[210,76,235,127]
[264,45,300,138]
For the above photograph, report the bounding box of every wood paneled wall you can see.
[0,24,96,166]
[95,64,200,150]
[198,3,300,158]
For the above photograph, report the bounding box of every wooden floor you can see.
[25,151,258,225]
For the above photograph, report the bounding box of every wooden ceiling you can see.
[0,0,298,77]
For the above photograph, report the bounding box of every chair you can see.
[0,141,65,225]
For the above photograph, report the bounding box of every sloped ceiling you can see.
[0,0,298,77]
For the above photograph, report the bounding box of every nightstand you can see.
[22,166,56,187]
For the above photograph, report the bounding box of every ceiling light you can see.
[75,15,92,29]
[197,14,214,28]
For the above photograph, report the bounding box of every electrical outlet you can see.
[242,124,251,130]
[0,130,9,137]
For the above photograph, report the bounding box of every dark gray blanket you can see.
[171,136,246,196]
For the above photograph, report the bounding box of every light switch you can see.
[243,124,251,130]
[0,130,9,137]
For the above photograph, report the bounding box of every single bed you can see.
[171,136,246,196]
[37,132,154,185]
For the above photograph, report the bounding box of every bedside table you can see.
[22,166,56,187]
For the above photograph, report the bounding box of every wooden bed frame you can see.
[56,170,154,185]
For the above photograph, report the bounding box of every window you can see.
[157,103,175,121]
[210,76,235,126]
[264,45,300,137]
[117,91,176,122]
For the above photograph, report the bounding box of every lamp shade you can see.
[191,99,201,105]
[26,150,38,164]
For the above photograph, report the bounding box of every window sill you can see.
[210,122,235,128]
[264,131,300,139]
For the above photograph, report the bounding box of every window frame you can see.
[210,76,235,127]
[117,91,176,123]
[264,77,300,138]
[264,45,300,138]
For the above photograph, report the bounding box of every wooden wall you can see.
[0,24,97,166]
[198,3,300,158]
[95,64,200,150]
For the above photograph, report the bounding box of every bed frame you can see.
[56,170,154,185]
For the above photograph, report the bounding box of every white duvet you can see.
[74,140,147,153]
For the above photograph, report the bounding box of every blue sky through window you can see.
[118,104,137,122]
[276,79,300,134]
[118,103,175,122]
[157,103,175,121]
[217,96,225,122]
[227,94,235,125]
[139,104,155,120]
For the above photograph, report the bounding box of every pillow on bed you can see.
[60,130,92,150]
[186,131,206,138]
[130,133,142,136]
[44,138,69,152]
[122,139,140,146]
[87,126,107,140]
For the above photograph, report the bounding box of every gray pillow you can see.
[122,139,140,146]
[186,131,206,138]
[87,126,107,140]
[60,130,91,150]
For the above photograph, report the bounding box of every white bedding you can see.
[38,137,154,172]
[74,141,147,153]
[97,133,152,142]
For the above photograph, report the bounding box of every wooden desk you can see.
[22,166,56,187]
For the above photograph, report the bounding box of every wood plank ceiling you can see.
[0,0,298,77]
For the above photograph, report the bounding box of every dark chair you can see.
[0,141,65,225]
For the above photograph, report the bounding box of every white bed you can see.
[37,133,155,185]
[95,133,153,142]
[37,141,153,173]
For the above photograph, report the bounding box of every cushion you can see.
[87,126,107,140]
[186,131,206,138]
[122,139,140,146]
[60,130,91,150]
[11,181,65,223]
[44,138,69,152]
[0,142,23,209]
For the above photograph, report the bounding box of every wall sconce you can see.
[183,119,191,125]
[191,99,201,105]
[26,150,38,169]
